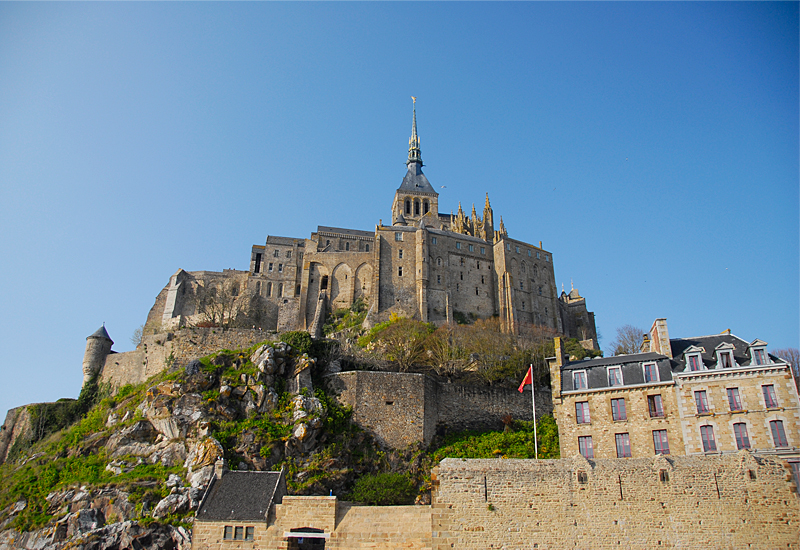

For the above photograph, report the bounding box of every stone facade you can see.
[549,319,800,468]
[143,102,597,345]
[324,371,551,448]
[193,453,800,549]
[430,454,800,549]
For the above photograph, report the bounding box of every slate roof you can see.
[266,235,303,246]
[669,334,778,372]
[316,226,374,239]
[397,163,437,195]
[196,470,286,522]
[87,326,113,343]
[561,352,673,393]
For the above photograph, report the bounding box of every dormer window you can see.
[608,366,623,387]
[643,362,659,383]
[573,371,587,390]
[714,342,736,369]
[684,346,704,371]
[747,339,769,365]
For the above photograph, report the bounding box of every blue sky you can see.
[0,2,797,417]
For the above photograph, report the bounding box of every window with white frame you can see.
[278,263,283,273]
[770,420,788,447]
[749,340,769,365]
[608,367,622,387]
[456,242,461,249]
[576,402,590,424]
[733,423,750,449]
[431,237,437,244]
[752,348,767,365]
[789,462,800,493]
[268,262,273,272]
[727,388,743,411]
[611,398,627,421]
[395,232,403,241]
[615,433,632,458]
[694,390,710,414]
[573,371,587,390]
[687,354,703,371]
[578,436,594,459]
[718,350,734,368]
[468,244,474,252]
[480,247,485,254]
[648,394,664,417]
[643,362,659,383]
[653,430,670,455]
[700,425,717,452]
[762,385,778,408]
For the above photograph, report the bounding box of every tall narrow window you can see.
[700,425,717,452]
[345,242,350,251]
[365,243,370,252]
[223,526,233,540]
[719,351,733,368]
[576,402,590,424]
[480,247,486,255]
[398,249,403,259]
[727,388,743,411]
[395,232,403,242]
[266,282,272,297]
[615,433,632,458]
[456,242,461,249]
[648,395,664,417]
[469,244,474,252]
[643,362,659,383]
[481,275,485,284]
[578,436,594,459]
[254,253,262,273]
[608,367,622,387]
[611,398,627,421]
[763,385,778,408]
[431,237,437,245]
[273,249,279,258]
[477,288,480,296]
[573,371,587,390]
[398,266,403,277]
[753,348,766,365]
[277,283,283,297]
[234,526,244,540]
[653,430,670,455]
[733,423,750,449]
[245,527,255,541]
[770,420,788,447]
[694,391,709,414]
[688,355,702,371]
[437,275,441,284]
[286,250,292,259]
[405,199,411,214]
[268,263,273,272]
[423,200,429,214]
[278,263,283,273]
[414,200,420,215]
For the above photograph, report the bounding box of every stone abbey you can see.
[147,100,597,346]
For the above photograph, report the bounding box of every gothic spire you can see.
[407,96,422,166]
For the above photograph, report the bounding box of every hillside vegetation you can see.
[0,321,565,549]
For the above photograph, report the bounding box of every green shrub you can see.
[346,472,417,505]
[281,331,313,355]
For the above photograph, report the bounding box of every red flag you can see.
[518,366,533,392]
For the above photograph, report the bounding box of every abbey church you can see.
[146,101,598,348]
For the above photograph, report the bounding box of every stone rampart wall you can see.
[431,453,800,549]
[99,328,273,390]
[324,371,542,447]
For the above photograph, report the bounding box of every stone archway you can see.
[286,527,326,549]
[354,263,373,304]
[330,263,353,310]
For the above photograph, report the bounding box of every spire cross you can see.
[407,96,422,166]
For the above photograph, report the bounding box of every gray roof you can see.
[561,352,673,392]
[87,325,113,343]
[669,334,777,372]
[266,235,302,246]
[316,226,374,239]
[196,470,285,522]
[397,163,437,195]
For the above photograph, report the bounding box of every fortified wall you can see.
[324,371,552,447]
[430,453,800,549]
[99,328,271,389]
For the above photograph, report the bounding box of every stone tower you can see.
[390,97,439,226]
[82,325,113,385]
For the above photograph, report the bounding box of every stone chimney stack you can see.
[549,337,567,405]
[214,458,228,480]
[648,318,672,358]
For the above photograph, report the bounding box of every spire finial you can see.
[571,278,574,291]
[407,97,422,166]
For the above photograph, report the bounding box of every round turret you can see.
[82,325,113,385]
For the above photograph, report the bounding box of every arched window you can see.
[278,283,284,297]
[423,200,429,214]
[533,265,538,279]
[266,282,273,297]
[345,242,350,251]
[414,200,420,215]
[437,257,442,266]
[365,243,370,252]
[405,199,411,214]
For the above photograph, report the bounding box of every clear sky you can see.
[0,2,797,418]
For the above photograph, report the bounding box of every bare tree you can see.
[130,325,144,347]
[193,279,245,329]
[608,324,646,356]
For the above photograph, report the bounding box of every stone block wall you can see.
[99,328,273,390]
[431,453,800,549]
[324,371,543,447]
[676,366,800,457]
[191,520,270,550]
[556,382,685,459]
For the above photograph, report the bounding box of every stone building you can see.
[147,100,597,346]
[549,318,800,480]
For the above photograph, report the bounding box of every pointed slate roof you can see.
[196,470,286,522]
[398,163,437,195]
[87,325,113,343]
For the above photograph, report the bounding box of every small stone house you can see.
[192,462,287,549]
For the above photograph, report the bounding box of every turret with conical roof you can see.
[82,325,113,385]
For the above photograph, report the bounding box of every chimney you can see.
[648,318,672,358]
[214,458,228,480]
[641,334,651,353]
[549,337,567,405]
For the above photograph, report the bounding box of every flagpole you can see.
[531,364,538,459]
